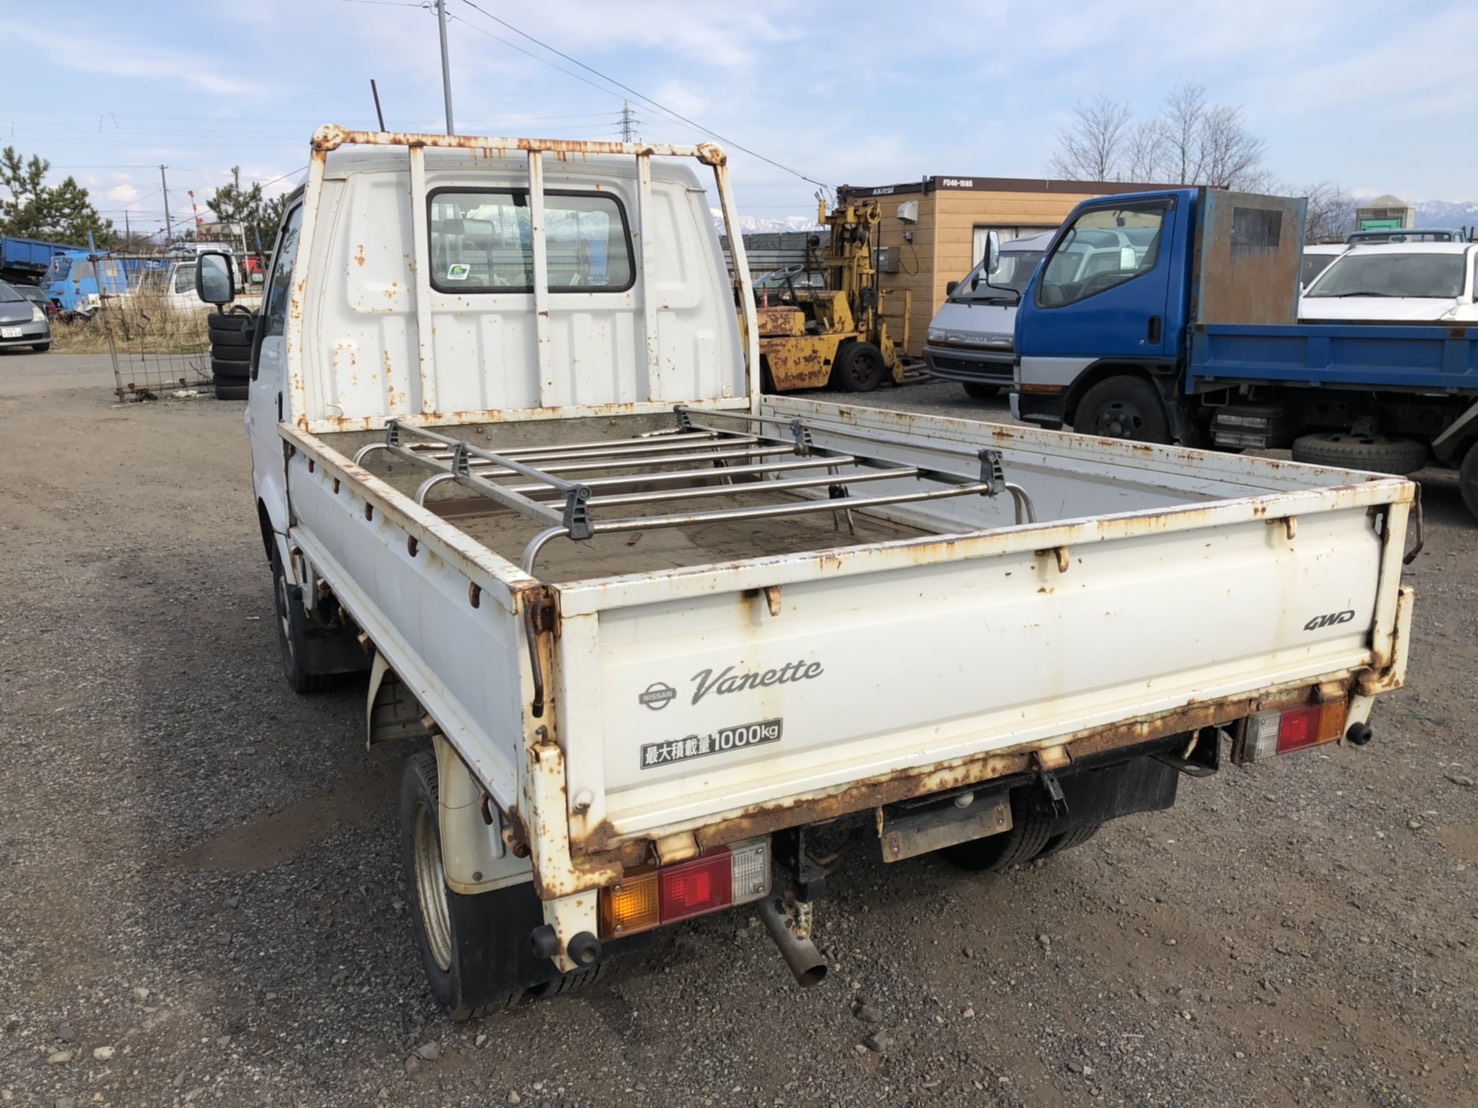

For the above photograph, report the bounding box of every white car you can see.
[1300,242,1478,322]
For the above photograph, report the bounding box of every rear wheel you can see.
[1036,821,1103,861]
[1290,432,1429,475]
[1073,376,1170,443]
[962,382,1001,400]
[403,752,521,1019]
[831,341,885,393]
[1459,442,1478,521]
[939,790,1053,872]
[401,752,602,1019]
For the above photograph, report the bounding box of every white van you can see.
[923,230,1054,398]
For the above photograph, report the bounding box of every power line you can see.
[455,0,832,192]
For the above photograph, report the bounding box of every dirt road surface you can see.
[2,355,1474,1107]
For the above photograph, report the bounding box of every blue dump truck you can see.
[0,235,72,286]
[1011,187,1478,520]
[41,251,171,316]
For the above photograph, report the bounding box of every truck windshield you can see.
[48,256,72,282]
[1306,253,1466,299]
[1035,204,1166,308]
[428,189,635,294]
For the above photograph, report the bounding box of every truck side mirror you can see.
[946,280,959,296]
[196,251,235,306]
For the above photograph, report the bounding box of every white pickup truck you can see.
[198,126,1417,1019]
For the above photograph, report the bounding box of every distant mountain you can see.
[1413,200,1478,230]
[712,210,819,234]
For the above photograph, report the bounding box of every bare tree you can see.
[1048,83,1268,190]
[1048,95,1133,182]
[1301,181,1357,242]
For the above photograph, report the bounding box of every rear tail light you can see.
[1242,700,1347,761]
[599,838,770,939]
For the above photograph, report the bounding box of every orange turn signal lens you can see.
[599,872,659,937]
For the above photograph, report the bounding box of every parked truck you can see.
[0,234,72,286]
[1010,187,1478,519]
[199,126,1415,1018]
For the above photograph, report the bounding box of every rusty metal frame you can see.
[295,125,760,431]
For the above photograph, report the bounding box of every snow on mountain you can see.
[711,209,820,234]
[1414,200,1478,229]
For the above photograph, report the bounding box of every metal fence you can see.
[98,288,213,401]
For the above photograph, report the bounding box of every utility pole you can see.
[232,165,241,192]
[159,165,172,247]
[436,0,455,135]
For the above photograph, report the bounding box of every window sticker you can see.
[445,263,471,281]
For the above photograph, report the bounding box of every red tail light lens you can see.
[1242,700,1349,761]
[597,839,770,939]
[660,854,732,921]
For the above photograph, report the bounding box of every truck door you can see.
[1014,196,1177,439]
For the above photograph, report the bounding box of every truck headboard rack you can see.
[352,409,1035,577]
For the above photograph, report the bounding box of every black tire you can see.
[1290,432,1429,475]
[31,342,51,353]
[1459,443,1478,522]
[403,752,522,1020]
[831,341,885,393]
[271,546,330,692]
[212,356,250,380]
[215,382,250,401]
[400,752,602,1019]
[212,342,252,363]
[962,382,1001,400]
[1036,821,1103,861]
[208,326,253,348]
[1073,376,1171,443]
[208,310,254,333]
[939,790,1054,872]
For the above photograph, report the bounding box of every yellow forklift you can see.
[755,198,912,393]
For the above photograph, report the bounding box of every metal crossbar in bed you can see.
[353,407,1035,574]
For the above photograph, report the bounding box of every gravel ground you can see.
[1,355,1475,1108]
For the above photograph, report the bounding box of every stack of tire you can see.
[208,309,254,400]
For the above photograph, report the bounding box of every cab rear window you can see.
[427,188,635,294]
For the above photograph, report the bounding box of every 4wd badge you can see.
[639,682,677,710]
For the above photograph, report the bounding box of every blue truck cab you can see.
[1013,187,1305,442]
[1011,187,1478,520]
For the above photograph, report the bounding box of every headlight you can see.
[927,328,945,343]
[31,305,46,323]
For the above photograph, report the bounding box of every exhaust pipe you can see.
[757,894,828,987]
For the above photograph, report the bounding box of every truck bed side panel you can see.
[1191,323,1478,392]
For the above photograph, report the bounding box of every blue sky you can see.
[7,0,1475,238]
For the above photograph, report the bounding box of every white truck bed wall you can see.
[288,402,1412,862]
[293,138,749,434]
